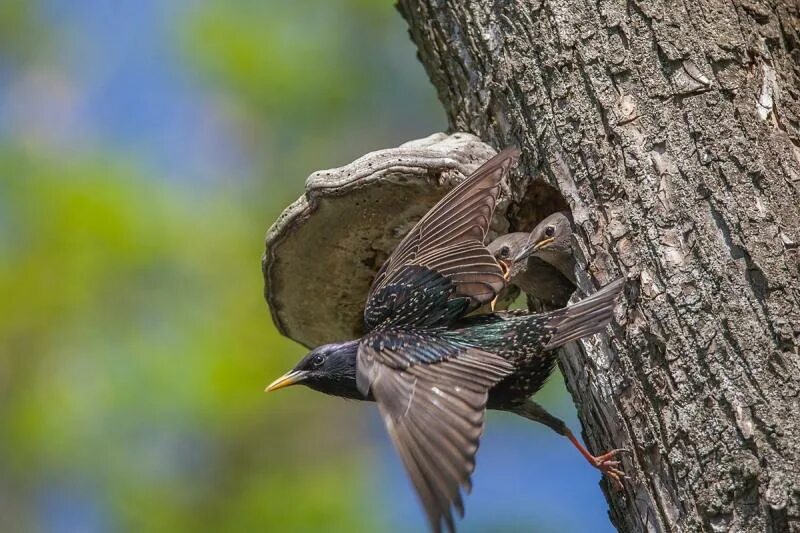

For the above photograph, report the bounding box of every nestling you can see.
[488,211,576,307]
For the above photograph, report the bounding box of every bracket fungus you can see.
[263,133,513,348]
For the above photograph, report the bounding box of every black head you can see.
[265,340,365,400]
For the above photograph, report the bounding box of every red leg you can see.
[565,429,627,490]
[510,400,628,489]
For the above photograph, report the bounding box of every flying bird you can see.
[488,211,577,307]
[266,148,625,533]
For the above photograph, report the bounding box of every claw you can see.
[591,449,628,491]
[564,432,628,490]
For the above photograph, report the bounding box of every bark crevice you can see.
[399,1,800,531]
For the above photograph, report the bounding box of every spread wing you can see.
[357,148,521,530]
[364,147,520,331]
[357,330,513,533]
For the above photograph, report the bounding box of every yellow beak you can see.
[265,370,308,392]
[513,236,555,262]
[531,236,555,252]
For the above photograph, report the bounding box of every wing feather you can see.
[355,148,521,530]
[364,148,520,330]
[357,333,513,533]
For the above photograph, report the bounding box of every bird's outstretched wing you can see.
[357,147,520,531]
[364,147,520,331]
[358,329,513,533]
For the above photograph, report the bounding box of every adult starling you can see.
[487,212,577,308]
[266,148,625,533]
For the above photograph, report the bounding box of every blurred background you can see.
[0,1,614,531]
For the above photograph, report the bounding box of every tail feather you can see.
[544,278,624,349]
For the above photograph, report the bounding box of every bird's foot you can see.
[564,431,628,490]
[590,449,628,490]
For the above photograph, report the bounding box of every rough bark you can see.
[397,1,800,532]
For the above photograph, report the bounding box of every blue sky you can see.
[1,1,617,531]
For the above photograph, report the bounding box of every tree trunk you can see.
[397,1,800,531]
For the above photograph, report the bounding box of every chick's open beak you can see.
[498,260,511,281]
[265,370,308,392]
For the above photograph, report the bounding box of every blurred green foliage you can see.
[0,1,443,531]
[0,0,46,66]
[183,3,360,120]
[0,144,377,531]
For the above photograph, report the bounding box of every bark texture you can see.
[398,1,800,531]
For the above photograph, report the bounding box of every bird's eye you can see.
[312,354,324,367]
[498,246,510,259]
[544,226,555,238]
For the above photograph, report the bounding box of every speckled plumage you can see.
[267,148,625,533]
[450,278,623,409]
[451,313,560,408]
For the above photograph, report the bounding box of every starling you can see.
[487,212,577,308]
[266,148,625,533]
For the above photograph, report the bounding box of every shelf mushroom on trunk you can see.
[262,133,513,348]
